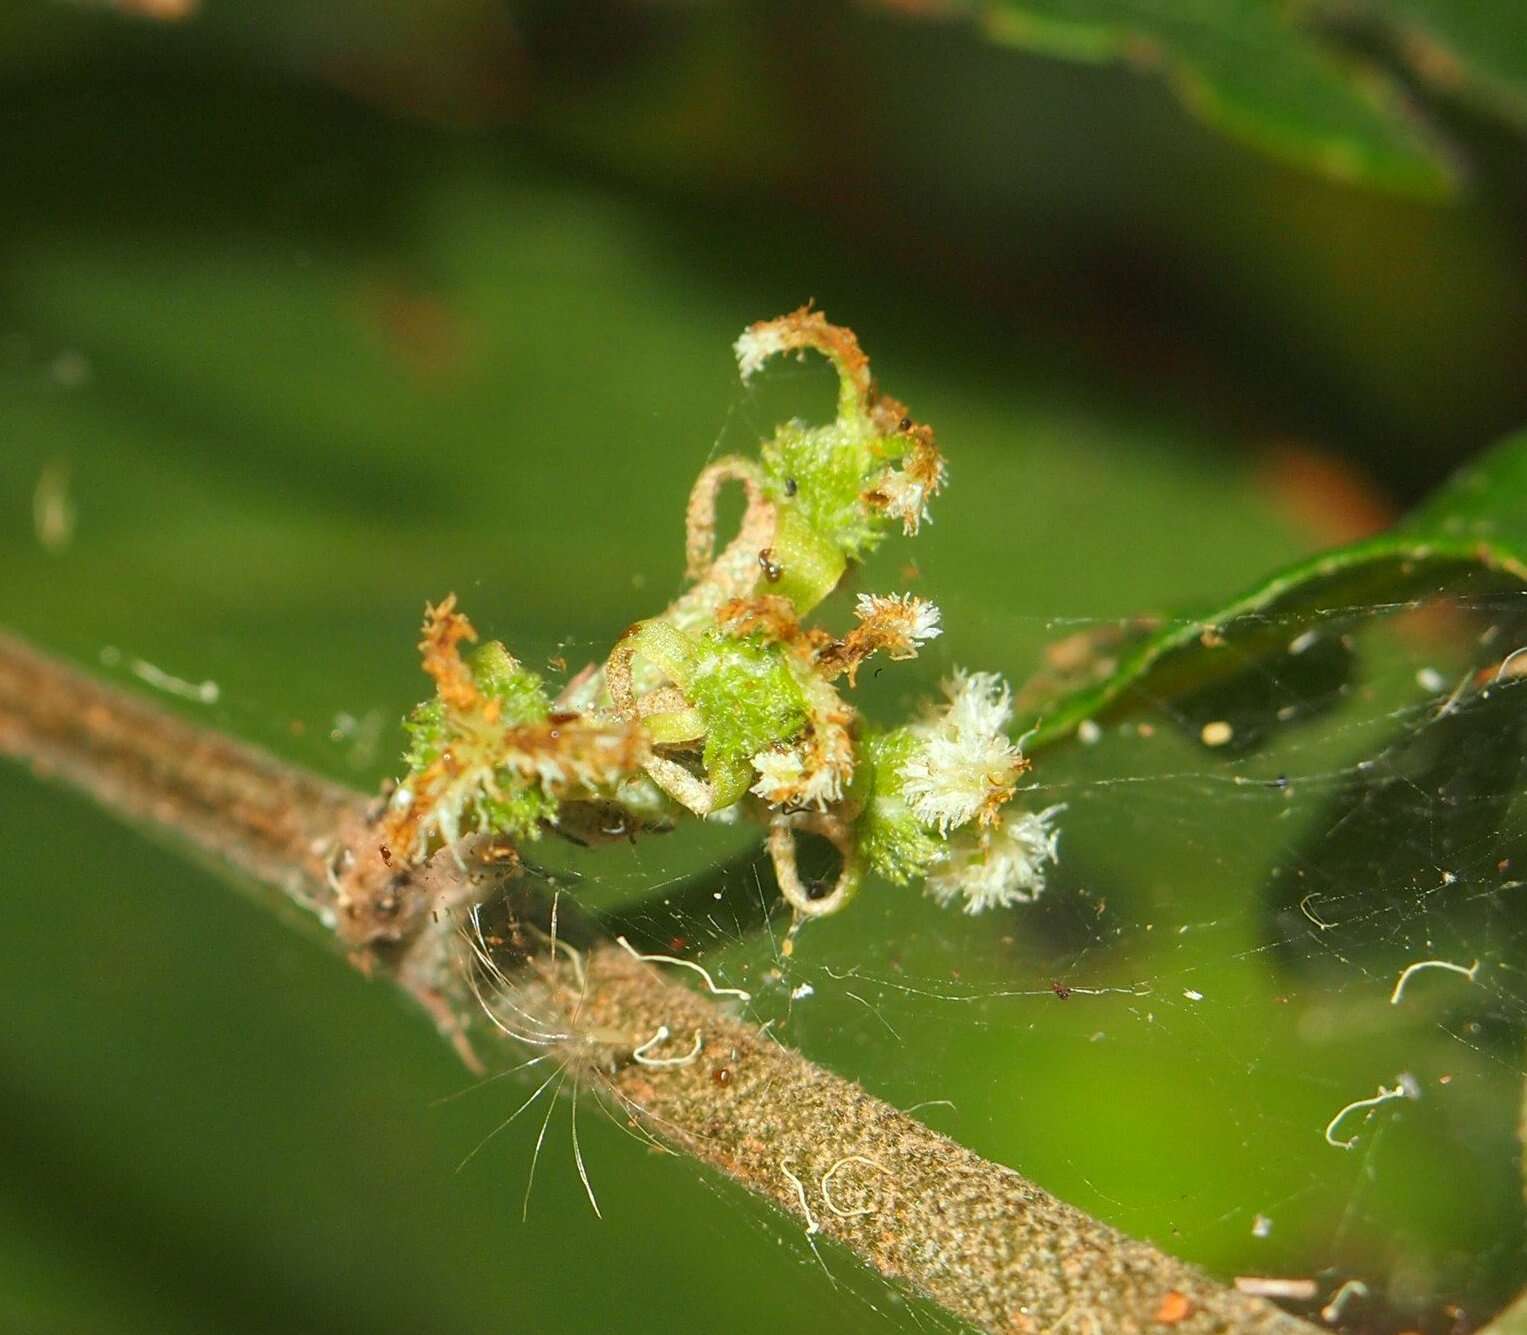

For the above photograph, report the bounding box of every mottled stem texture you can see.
[0,629,1314,1335]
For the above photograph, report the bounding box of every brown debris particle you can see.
[1154,1290,1193,1324]
[113,0,199,18]
[1257,441,1396,546]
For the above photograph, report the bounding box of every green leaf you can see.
[1025,427,1527,748]
[941,0,1527,192]
[971,0,1456,193]
[1347,0,1527,128]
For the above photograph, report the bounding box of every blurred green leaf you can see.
[1352,0,1527,127]
[963,0,1457,193]
[936,0,1527,191]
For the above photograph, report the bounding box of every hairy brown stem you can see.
[0,629,1315,1335]
[0,630,353,917]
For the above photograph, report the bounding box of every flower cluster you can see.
[903,671,1025,833]
[386,309,1060,925]
[854,672,1062,913]
[391,598,651,859]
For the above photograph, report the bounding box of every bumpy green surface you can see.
[402,641,556,838]
[761,420,884,559]
[474,782,558,841]
[688,632,809,774]
[854,728,944,886]
[468,642,550,720]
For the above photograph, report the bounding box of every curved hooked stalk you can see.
[560,458,779,715]
[685,457,773,582]
[676,453,850,622]
[767,810,863,924]
[606,619,698,725]
[670,456,779,629]
[642,752,752,817]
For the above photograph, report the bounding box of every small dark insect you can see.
[898,416,912,432]
[783,476,798,497]
[758,548,783,582]
[378,843,393,866]
[1050,980,1072,1001]
[712,1066,734,1087]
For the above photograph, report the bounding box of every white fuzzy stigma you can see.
[900,670,1022,832]
[734,326,788,382]
[926,805,1064,913]
[854,592,942,652]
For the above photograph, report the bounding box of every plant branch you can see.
[0,629,1316,1335]
[0,630,354,917]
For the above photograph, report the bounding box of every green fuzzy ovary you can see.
[687,632,808,773]
[466,643,557,836]
[856,728,943,885]
[475,784,557,841]
[762,419,884,559]
[402,698,448,772]
[469,641,550,723]
[403,642,549,772]
[402,640,560,842]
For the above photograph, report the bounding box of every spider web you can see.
[313,360,1523,1335]
[45,363,1524,1335]
[476,507,1527,1333]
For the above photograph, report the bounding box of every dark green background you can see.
[3,4,1526,1332]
